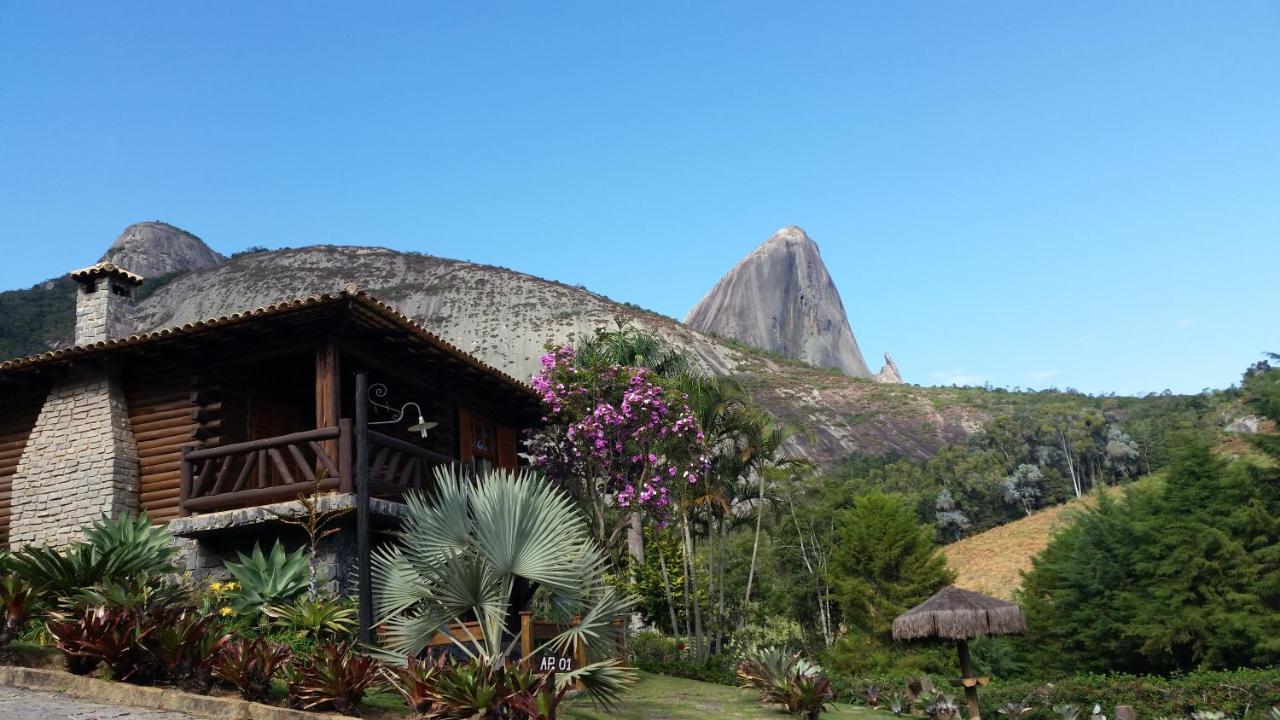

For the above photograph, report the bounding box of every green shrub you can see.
[628,630,738,685]
[979,668,1280,720]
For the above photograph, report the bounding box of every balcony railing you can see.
[180,419,456,515]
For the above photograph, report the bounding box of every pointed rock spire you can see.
[686,226,872,377]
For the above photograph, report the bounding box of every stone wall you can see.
[9,364,139,548]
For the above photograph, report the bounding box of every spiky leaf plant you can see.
[1054,704,1083,720]
[223,540,309,615]
[372,466,636,711]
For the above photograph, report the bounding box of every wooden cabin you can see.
[0,263,541,559]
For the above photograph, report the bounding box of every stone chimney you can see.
[69,262,144,345]
[8,262,143,548]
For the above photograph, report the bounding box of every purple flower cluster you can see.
[530,345,709,514]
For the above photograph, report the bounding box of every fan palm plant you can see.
[372,466,636,709]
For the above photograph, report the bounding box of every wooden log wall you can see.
[0,385,49,545]
[124,368,222,523]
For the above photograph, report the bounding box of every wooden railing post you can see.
[338,419,354,493]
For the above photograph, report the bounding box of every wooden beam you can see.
[315,338,341,472]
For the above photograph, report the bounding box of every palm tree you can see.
[738,409,812,629]
[371,466,636,706]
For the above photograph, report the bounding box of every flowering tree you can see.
[527,344,709,554]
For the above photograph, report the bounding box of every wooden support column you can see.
[957,639,980,720]
[355,371,372,645]
[315,339,341,477]
[519,611,534,669]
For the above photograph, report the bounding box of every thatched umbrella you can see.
[892,586,1027,720]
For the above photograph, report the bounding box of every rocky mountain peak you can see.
[100,221,225,279]
[685,226,872,378]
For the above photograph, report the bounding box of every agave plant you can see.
[223,540,309,615]
[1054,704,1083,720]
[213,637,291,702]
[263,597,357,639]
[1264,708,1280,720]
[371,466,637,710]
[1190,712,1228,720]
[999,702,1036,719]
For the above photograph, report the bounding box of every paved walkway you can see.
[0,685,202,719]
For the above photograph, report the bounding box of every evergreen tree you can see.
[829,491,954,641]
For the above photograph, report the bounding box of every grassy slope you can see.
[942,479,1161,599]
[562,671,886,720]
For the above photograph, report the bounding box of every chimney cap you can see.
[69,262,145,286]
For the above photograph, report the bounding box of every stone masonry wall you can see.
[9,364,139,548]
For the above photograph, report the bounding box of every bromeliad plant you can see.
[736,648,834,719]
[382,653,450,715]
[372,466,637,714]
[146,609,230,693]
[0,571,37,647]
[213,637,292,702]
[284,640,382,714]
[263,597,357,639]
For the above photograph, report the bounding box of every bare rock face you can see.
[685,226,871,377]
[875,352,903,384]
[100,221,224,278]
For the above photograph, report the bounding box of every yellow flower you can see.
[224,582,239,591]
[209,581,223,592]
[218,606,234,617]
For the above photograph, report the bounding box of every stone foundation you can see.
[169,494,405,598]
[9,364,139,548]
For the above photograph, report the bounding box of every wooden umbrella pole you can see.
[956,638,981,720]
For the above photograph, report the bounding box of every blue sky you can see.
[2,2,1277,395]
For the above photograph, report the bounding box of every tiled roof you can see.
[0,286,536,397]
[68,262,145,285]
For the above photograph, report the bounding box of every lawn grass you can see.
[561,671,890,720]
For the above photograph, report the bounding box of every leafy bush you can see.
[223,541,308,615]
[213,637,291,702]
[979,668,1280,720]
[628,631,738,685]
[284,640,381,714]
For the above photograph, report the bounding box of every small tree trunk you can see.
[626,512,645,563]
[657,548,681,636]
[740,473,766,629]
[679,512,705,662]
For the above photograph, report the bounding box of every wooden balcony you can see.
[179,418,456,515]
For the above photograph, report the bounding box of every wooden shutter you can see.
[457,406,474,462]
[497,426,518,470]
